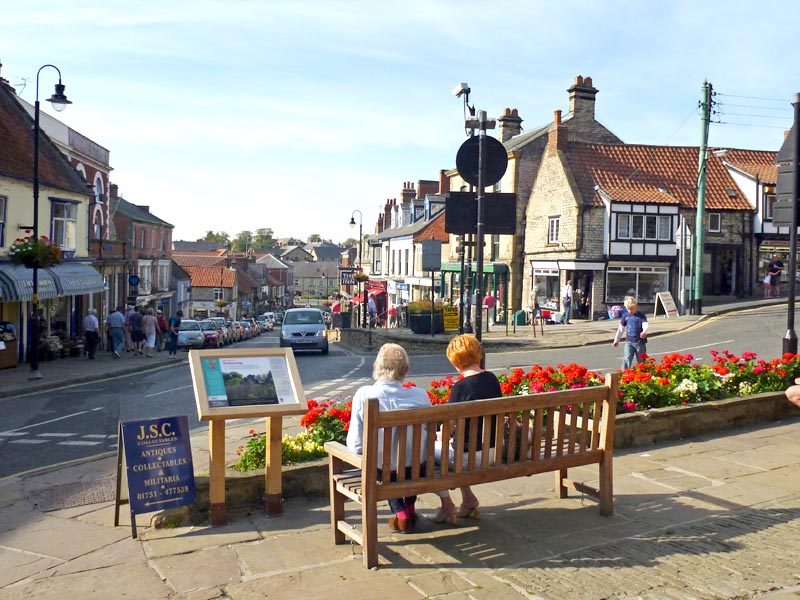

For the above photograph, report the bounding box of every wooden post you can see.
[264,415,283,515]
[208,419,229,525]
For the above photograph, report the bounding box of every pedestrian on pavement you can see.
[483,292,497,326]
[346,343,430,534]
[559,280,574,324]
[785,378,800,408]
[167,310,183,358]
[124,305,136,352]
[763,268,772,299]
[82,308,100,359]
[156,309,168,351]
[431,334,500,525]
[388,304,398,328]
[367,294,377,328]
[128,306,145,356]
[142,308,158,358]
[613,296,649,370]
[768,254,784,298]
[106,306,126,358]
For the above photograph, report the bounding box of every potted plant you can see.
[7,234,61,269]
[407,299,444,334]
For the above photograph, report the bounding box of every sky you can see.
[3,1,799,246]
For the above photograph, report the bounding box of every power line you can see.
[716,92,787,104]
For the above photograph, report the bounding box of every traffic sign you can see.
[444,192,517,235]
[455,135,508,188]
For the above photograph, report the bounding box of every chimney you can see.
[498,107,523,142]
[110,183,119,199]
[546,110,566,157]
[567,75,598,122]
[439,169,448,194]
[377,213,384,234]
[417,180,438,198]
[401,181,416,203]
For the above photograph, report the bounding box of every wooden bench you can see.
[324,372,618,568]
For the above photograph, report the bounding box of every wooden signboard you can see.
[653,291,679,319]
[188,348,308,523]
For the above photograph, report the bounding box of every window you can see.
[51,201,77,250]
[708,212,721,233]
[140,228,145,249]
[213,288,224,301]
[151,228,156,249]
[0,196,6,247]
[606,265,669,303]
[548,217,560,244]
[391,249,396,275]
[764,192,776,220]
[617,214,672,241]
[404,249,409,275]
[491,235,500,261]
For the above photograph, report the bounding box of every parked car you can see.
[240,320,254,339]
[232,321,245,341]
[257,315,274,332]
[241,318,259,336]
[208,317,232,344]
[199,319,223,348]
[177,319,204,350]
[279,308,328,354]
[226,320,240,343]
[274,311,284,325]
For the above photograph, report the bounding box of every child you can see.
[763,269,772,299]
[612,296,649,370]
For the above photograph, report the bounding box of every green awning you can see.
[441,262,509,274]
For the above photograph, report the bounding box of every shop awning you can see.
[441,262,509,274]
[48,263,105,296]
[0,264,59,302]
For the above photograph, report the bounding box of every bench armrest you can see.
[324,441,362,469]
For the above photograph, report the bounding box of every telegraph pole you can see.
[692,80,712,315]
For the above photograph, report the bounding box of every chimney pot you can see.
[554,110,562,126]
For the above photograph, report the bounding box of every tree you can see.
[252,228,274,249]
[201,231,230,246]
[342,237,359,248]
[231,231,253,252]
[307,234,322,243]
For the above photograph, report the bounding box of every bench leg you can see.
[599,455,613,516]
[362,498,379,569]
[328,457,345,545]
[554,468,568,499]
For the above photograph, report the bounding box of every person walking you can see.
[142,308,158,358]
[763,268,772,299]
[167,310,183,359]
[612,296,649,370]
[82,308,100,359]
[128,306,145,356]
[768,253,784,298]
[156,309,168,352]
[106,306,126,359]
[430,335,501,524]
[559,280,573,324]
[123,305,136,352]
[367,294,377,328]
[346,343,430,534]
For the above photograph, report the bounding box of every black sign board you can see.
[339,267,357,286]
[455,135,509,188]
[115,415,196,538]
[444,192,517,235]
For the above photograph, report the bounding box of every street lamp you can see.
[350,210,366,329]
[29,65,72,380]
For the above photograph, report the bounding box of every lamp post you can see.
[29,65,72,380]
[349,210,366,329]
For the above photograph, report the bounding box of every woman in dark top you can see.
[431,335,502,524]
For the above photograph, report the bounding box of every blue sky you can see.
[3,1,798,245]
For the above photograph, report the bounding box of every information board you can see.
[654,291,679,319]
[115,415,196,537]
[443,306,460,331]
[189,348,308,420]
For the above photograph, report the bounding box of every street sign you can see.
[773,198,795,228]
[455,135,508,188]
[444,192,517,235]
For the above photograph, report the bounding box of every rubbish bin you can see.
[513,310,527,326]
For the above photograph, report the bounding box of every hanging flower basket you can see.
[353,271,369,283]
[7,234,61,269]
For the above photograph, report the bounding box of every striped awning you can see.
[0,264,59,302]
[0,262,104,302]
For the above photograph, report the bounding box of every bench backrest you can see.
[361,373,617,492]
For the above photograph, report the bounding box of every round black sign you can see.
[128,275,140,286]
[455,135,508,188]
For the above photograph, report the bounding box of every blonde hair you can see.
[446,334,483,371]
[623,296,638,311]
[372,343,409,382]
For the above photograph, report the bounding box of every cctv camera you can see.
[453,83,470,98]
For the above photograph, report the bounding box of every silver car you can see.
[279,308,329,354]
[177,319,204,350]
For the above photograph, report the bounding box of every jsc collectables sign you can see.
[115,415,196,537]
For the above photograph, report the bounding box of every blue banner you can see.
[121,416,196,514]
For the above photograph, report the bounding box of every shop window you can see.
[606,265,669,303]
[51,200,77,250]
[533,269,560,310]
[548,217,560,244]
[708,212,721,233]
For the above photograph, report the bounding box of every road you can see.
[0,305,791,478]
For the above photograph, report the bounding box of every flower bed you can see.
[234,350,800,472]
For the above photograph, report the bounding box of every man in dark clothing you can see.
[768,254,784,298]
[128,307,145,356]
[167,310,183,358]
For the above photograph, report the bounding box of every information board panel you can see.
[120,416,196,515]
[443,306,460,331]
[654,291,679,319]
[189,348,308,420]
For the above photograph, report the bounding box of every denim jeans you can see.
[622,340,646,370]
[110,327,125,354]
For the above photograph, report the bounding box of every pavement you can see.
[2,296,800,599]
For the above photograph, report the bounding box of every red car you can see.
[199,319,222,348]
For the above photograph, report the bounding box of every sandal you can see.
[457,505,480,520]
[429,507,457,525]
